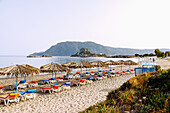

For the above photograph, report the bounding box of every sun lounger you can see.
[41,85,62,93]
[0,94,9,105]
[0,86,3,93]
[69,80,80,86]
[79,79,86,85]
[41,87,53,93]
[126,70,129,73]
[9,84,18,90]
[122,71,126,75]
[61,82,71,90]
[97,75,103,80]
[56,77,64,82]
[24,89,36,99]
[39,79,50,84]
[108,73,115,78]
[0,92,20,106]
[52,85,62,92]
[115,72,120,76]
[102,74,107,79]
[19,91,26,101]
[130,69,135,73]
[30,80,38,87]
[49,78,56,83]
[9,80,28,90]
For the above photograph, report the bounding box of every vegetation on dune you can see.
[80,69,170,113]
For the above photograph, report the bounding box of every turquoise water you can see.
[0,56,139,68]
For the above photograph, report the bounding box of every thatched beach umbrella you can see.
[0,64,39,92]
[40,62,70,84]
[91,61,109,75]
[104,60,120,72]
[61,62,76,68]
[69,61,93,78]
[21,64,40,80]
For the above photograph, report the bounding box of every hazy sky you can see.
[0,0,170,55]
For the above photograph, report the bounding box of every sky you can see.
[0,0,170,55]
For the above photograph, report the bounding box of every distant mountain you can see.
[30,41,169,56]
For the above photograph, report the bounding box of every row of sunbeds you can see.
[0,69,134,105]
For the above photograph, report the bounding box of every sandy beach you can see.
[0,58,169,113]
[0,72,135,113]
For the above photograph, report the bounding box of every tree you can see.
[165,51,170,57]
[155,49,161,56]
[155,49,165,57]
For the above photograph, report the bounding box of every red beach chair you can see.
[0,86,3,93]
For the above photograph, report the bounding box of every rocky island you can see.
[71,48,107,57]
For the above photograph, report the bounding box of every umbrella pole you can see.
[55,71,57,85]
[16,74,18,92]
[97,66,99,75]
[81,67,82,79]
[121,64,122,75]
[52,72,53,78]
[110,65,111,73]
[24,74,26,80]
[129,65,131,71]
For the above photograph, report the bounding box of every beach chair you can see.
[61,82,71,90]
[97,75,103,80]
[69,80,80,86]
[19,91,26,101]
[39,79,50,85]
[79,79,86,85]
[0,86,3,93]
[24,89,36,100]
[126,70,130,74]
[108,73,115,78]
[122,71,126,75]
[40,87,53,93]
[130,69,135,73]
[85,72,90,76]
[115,72,120,76]
[86,76,96,82]
[9,84,18,90]
[56,77,64,82]
[52,85,62,92]
[0,94,9,105]
[0,92,20,106]
[49,78,56,83]
[102,74,107,79]
[30,80,38,87]
[41,85,62,93]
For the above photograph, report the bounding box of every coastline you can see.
[0,65,136,113]
[0,58,169,113]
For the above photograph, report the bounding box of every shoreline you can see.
[0,58,169,112]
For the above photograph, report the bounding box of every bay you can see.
[0,56,139,68]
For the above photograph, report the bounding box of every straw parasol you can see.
[61,62,76,68]
[22,64,40,79]
[91,61,109,75]
[40,62,70,73]
[40,62,71,84]
[69,61,94,78]
[0,64,39,92]
[104,60,120,72]
[104,60,120,65]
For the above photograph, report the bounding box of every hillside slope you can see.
[30,41,169,56]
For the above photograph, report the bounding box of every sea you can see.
[0,56,139,68]
[0,56,139,78]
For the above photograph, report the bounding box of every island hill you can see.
[71,48,107,57]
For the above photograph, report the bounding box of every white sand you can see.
[0,58,169,113]
[0,73,134,113]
